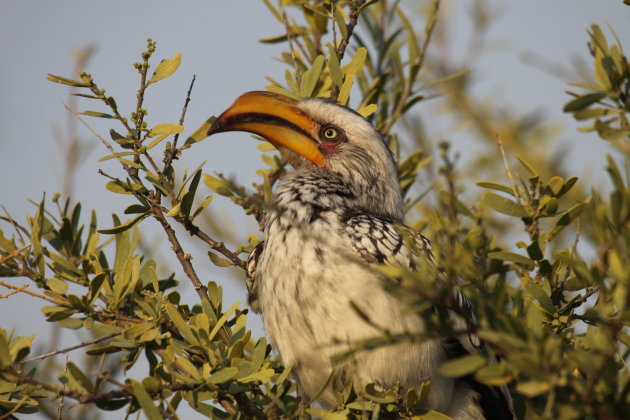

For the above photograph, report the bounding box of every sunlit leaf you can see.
[481,193,528,217]
[148,53,182,85]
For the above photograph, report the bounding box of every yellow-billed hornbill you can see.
[208,91,513,419]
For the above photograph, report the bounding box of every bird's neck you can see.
[272,168,402,225]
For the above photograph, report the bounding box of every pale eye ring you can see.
[324,128,337,139]
[319,125,345,143]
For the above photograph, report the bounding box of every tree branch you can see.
[0,243,31,265]
[21,332,120,364]
[0,281,63,305]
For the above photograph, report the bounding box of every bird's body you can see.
[209,92,513,419]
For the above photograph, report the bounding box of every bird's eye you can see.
[319,125,345,144]
[324,128,337,139]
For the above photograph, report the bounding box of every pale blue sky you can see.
[1,1,629,418]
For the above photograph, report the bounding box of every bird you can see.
[208,91,513,419]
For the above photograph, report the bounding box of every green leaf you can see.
[563,92,606,112]
[548,198,590,240]
[148,53,182,85]
[238,368,275,383]
[208,301,240,342]
[67,362,94,392]
[192,195,214,220]
[97,213,149,234]
[334,5,347,39]
[185,117,216,145]
[258,34,289,44]
[165,203,181,217]
[515,155,538,177]
[130,379,162,420]
[0,332,11,367]
[208,250,232,267]
[300,55,325,98]
[98,152,136,162]
[481,192,528,217]
[357,103,378,118]
[164,303,196,344]
[516,380,550,397]
[474,363,515,386]
[124,204,150,214]
[88,273,106,305]
[105,181,131,195]
[439,354,486,377]
[80,111,113,119]
[181,170,202,218]
[526,283,554,313]
[488,251,535,267]
[476,181,514,196]
[345,47,367,75]
[594,119,627,140]
[207,366,239,384]
[327,44,343,87]
[337,74,354,105]
[47,74,91,87]
[558,176,578,197]
[149,123,184,137]
[145,123,184,150]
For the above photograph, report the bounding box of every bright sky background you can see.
[1,1,629,418]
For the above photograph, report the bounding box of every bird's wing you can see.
[245,240,265,313]
[342,212,433,266]
[343,212,514,420]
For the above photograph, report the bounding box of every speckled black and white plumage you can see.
[236,98,513,419]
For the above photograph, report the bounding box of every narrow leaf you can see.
[185,117,216,145]
[130,380,162,420]
[300,55,325,98]
[481,193,528,217]
[181,170,202,218]
[97,213,149,234]
[208,250,232,267]
[476,181,514,196]
[488,251,535,267]
[80,111,113,119]
[439,354,486,377]
[563,92,606,112]
[47,74,91,87]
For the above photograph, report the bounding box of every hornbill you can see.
[208,91,513,419]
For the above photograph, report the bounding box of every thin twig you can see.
[497,134,520,203]
[330,0,366,101]
[0,242,31,265]
[334,0,366,61]
[1,368,205,405]
[0,284,27,299]
[164,75,196,170]
[62,102,117,157]
[380,0,439,134]
[0,281,63,305]
[155,74,197,205]
[181,220,245,269]
[21,332,121,364]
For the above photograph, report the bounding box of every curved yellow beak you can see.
[208,91,325,167]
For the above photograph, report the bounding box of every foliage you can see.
[1,1,630,419]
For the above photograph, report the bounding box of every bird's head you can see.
[208,91,402,219]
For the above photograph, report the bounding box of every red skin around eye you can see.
[320,140,341,155]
